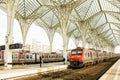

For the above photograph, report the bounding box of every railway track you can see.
[94,58,118,80]
[16,57,119,80]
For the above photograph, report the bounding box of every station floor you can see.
[0,62,68,80]
[99,59,120,80]
[1,59,120,80]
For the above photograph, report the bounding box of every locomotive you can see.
[69,47,118,68]
[0,50,64,65]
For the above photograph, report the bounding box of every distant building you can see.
[31,39,50,53]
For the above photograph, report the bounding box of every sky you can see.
[0,9,120,53]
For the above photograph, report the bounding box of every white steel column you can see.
[46,28,55,53]
[81,22,89,48]
[5,0,18,69]
[90,32,97,49]
[21,22,30,46]
[17,18,32,49]
[51,1,75,64]
[62,28,69,64]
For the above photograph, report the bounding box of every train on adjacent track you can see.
[0,47,119,67]
[69,47,119,68]
[0,50,64,65]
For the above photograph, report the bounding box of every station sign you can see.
[0,43,23,50]
[0,45,5,50]
[9,43,23,49]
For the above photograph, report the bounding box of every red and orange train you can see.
[69,47,119,68]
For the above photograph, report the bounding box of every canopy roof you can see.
[0,0,120,47]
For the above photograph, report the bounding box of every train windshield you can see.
[71,49,83,55]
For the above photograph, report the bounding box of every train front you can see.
[69,48,85,68]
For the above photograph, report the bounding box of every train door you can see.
[85,50,90,60]
[0,51,4,61]
[18,51,26,61]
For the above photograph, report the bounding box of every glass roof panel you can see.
[90,12,102,28]
[104,30,113,38]
[107,12,120,22]
[76,0,93,20]
[73,30,80,37]
[113,23,120,29]
[100,0,120,12]
[0,0,6,4]
[97,23,107,33]
[52,15,59,27]
[109,36,114,41]
[107,0,120,8]
[113,30,119,35]
[110,24,120,30]
[115,34,120,39]
[85,0,100,19]
[37,0,53,5]
[41,11,59,27]
[41,11,53,26]
[95,14,106,27]
[106,13,120,23]
[68,23,77,33]
[100,23,110,33]
[17,0,41,17]
[111,40,118,45]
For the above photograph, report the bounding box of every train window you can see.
[96,53,98,57]
[22,56,24,59]
[88,53,90,57]
[12,55,13,59]
[71,49,83,55]
[0,55,1,59]
[20,55,24,59]
[27,55,29,59]
[90,52,92,57]
[85,52,88,57]
[15,55,17,59]
[15,56,17,59]
[30,55,32,59]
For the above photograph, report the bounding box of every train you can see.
[0,47,119,67]
[69,47,119,68]
[0,50,64,65]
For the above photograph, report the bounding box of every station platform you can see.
[99,59,120,80]
[0,62,68,80]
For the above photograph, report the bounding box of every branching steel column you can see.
[51,0,76,64]
[62,29,69,64]
[5,0,19,69]
[80,21,89,48]
[46,28,55,53]
[16,17,32,49]
[90,31,97,49]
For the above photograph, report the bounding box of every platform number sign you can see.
[9,43,23,49]
[0,45,5,50]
